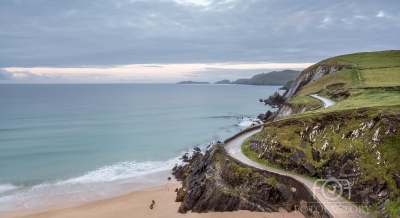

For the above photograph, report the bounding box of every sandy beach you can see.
[0,183,304,218]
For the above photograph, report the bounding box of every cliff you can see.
[273,64,349,119]
[172,50,400,217]
[172,146,294,213]
[247,108,400,212]
[253,50,400,217]
[173,145,330,217]
[279,80,294,90]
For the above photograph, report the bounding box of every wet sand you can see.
[0,183,304,218]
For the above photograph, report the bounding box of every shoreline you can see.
[0,182,304,218]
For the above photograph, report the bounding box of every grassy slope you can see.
[287,50,400,112]
[243,50,400,215]
[320,50,400,68]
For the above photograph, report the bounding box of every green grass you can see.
[286,69,356,109]
[266,177,277,185]
[359,67,400,87]
[385,197,400,218]
[242,139,276,168]
[242,137,376,212]
[249,107,400,200]
[327,90,400,110]
[241,50,400,214]
[242,138,327,182]
[320,50,400,69]
[286,96,322,111]
[287,51,400,112]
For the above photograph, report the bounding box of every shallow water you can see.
[0,84,280,210]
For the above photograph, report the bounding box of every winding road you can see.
[224,128,370,218]
[310,94,335,108]
[223,95,371,218]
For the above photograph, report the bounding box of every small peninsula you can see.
[176,81,209,84]
[214,79,231,84]
[232,69,300,85]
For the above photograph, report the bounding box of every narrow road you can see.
[224,127,371,218]
[310,94,335,108]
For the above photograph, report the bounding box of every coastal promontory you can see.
[214,79,231,84]
[232,70,300,85]
[173,50,400,218]
[176,81,210,84]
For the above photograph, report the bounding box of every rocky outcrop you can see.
[279,80,294,90]
[257,110,275,123]
[172,145,297,214]
[262,64,349,120]
[246,109,400,215]
[273,104,307,120]
[282,64,349,101]
[263,91,286,107]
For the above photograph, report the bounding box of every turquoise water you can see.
[0,84,279,210]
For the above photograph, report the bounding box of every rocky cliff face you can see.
[282,64,349,101]
[247,108,400,215]
[172,145,296,213]
[266,64,349,120]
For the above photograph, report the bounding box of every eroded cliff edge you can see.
[255,50,400,217]
[248,108,400,213]
[172,145,330,217]
[172,146,293,213]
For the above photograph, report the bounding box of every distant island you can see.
[214,79,231,84]
[176,81,209,84]
[176,70,300,85]
[232,69,300,85]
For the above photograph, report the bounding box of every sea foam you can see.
[0,157,181,211]
[0,184,21,195]
[237,117,263,127]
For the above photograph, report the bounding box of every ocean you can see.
[0,84,279,211]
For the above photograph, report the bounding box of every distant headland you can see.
[214,79,231,84]
[176,81,210,84]
[176,70,300,86]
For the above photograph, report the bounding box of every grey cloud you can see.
[0,69,12,80]
[0,0,399,68]
[0,68,59,82]
[0,69,40,81]
[0,68,184,83]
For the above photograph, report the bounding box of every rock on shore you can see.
[172,145,296,213]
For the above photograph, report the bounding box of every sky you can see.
[0,0,399,83]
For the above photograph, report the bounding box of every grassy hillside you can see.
[320,50,400,69]
[232,70,300,85]
[286,50,400,111]
[243,50,400,217]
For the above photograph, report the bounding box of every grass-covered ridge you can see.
[243,50,400,217]
[320,50,400,69]
[286,50,400,112]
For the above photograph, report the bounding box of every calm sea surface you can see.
[0,84,279,210]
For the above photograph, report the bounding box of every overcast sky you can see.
[1,0,399,83]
